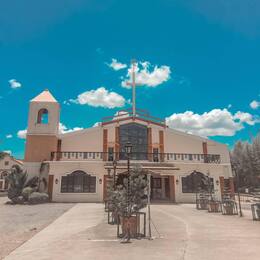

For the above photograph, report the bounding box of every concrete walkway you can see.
[4,203,260,260]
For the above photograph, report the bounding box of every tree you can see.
[231,134,260,189]
[108,165,148,217]
[5,165,39,204]
[0,151,7,160]
[6,165,28,203]
[252,134,260,178]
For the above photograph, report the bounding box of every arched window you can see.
[37,108,48,124]
[61,170,96,193]
[182,171,214,193]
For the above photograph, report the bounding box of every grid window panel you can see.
[61,171,96,193]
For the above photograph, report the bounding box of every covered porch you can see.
[104,162,179,203]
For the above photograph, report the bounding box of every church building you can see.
[24,89,234,203]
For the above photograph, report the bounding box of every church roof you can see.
[31,89,58,103]
[101,108,166,128]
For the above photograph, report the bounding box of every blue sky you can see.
[0,0,260,158]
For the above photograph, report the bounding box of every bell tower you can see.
[24,89,60,162]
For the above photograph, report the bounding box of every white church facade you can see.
[24,89,234,203]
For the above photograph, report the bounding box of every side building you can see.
[24,90,234,203]
[0,153,23,191]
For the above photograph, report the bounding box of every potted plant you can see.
[255,203,260,219]
[5,165,49,204]
[200,198,208,209]
[223,200,234,215]
[108,165,148,240]
[196,191,208,210]
[208,199,220,212]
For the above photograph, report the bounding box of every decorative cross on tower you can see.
[126,59,137,117]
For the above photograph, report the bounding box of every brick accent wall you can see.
[103,129,108,161]
[202,141,208,154]
[25,135,58,162]
[56,139,62,161]
[147,128,152,161]
[229,177,235,198]
[103,175,108,201]
[169,176,175,202]
[48,175,54,201]
[115,127,120,160]
[159,130,164,162]
[219,176,225,199]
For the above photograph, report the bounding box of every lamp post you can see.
[125,141,132,242]
[232,164,243,217]
[207,171,213,201]
[147,173,152,240]
[113,160,117,190]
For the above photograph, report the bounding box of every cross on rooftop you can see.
[126,59,137,117]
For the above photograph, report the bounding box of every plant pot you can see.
[112,211,119,224]
[209,201,219,212]
[224,205,234,215]
[199,200,208,210]
[120,215,140,238]
[256,209,260,219]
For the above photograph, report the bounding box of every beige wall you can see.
[24,162,42,178]
[164,128,230,163]
[48,161,106,202]
[60,127,103,152]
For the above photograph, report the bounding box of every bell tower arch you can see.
[25,89,60,162]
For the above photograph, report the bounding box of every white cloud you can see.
[92,122,101,127]
[107,58,127,71]
[6,134,13,139]
[17,124,83,138]
[250,100,260,110]
[121,61,171,88]
[63,100,71,106]
[59,123,83,134]
[166,108,259,137]
[17,129,27,139]
[72,87,125,109]
[3,150,11,155]
[233,111,255,125]
[9,79,22,89]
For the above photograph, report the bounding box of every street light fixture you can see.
[125,142,133,155]
[113,160,117,190]
[124,141,132,243]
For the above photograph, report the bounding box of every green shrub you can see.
[22,187,34,201]
[28,192,49,205]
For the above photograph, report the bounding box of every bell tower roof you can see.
[31,89,58,103]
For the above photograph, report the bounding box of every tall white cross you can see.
[126,59,137,117]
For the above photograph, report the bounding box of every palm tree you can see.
[6,165,28,202]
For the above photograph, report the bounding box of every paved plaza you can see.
[0,197,74,260]
[2,202,260,260]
